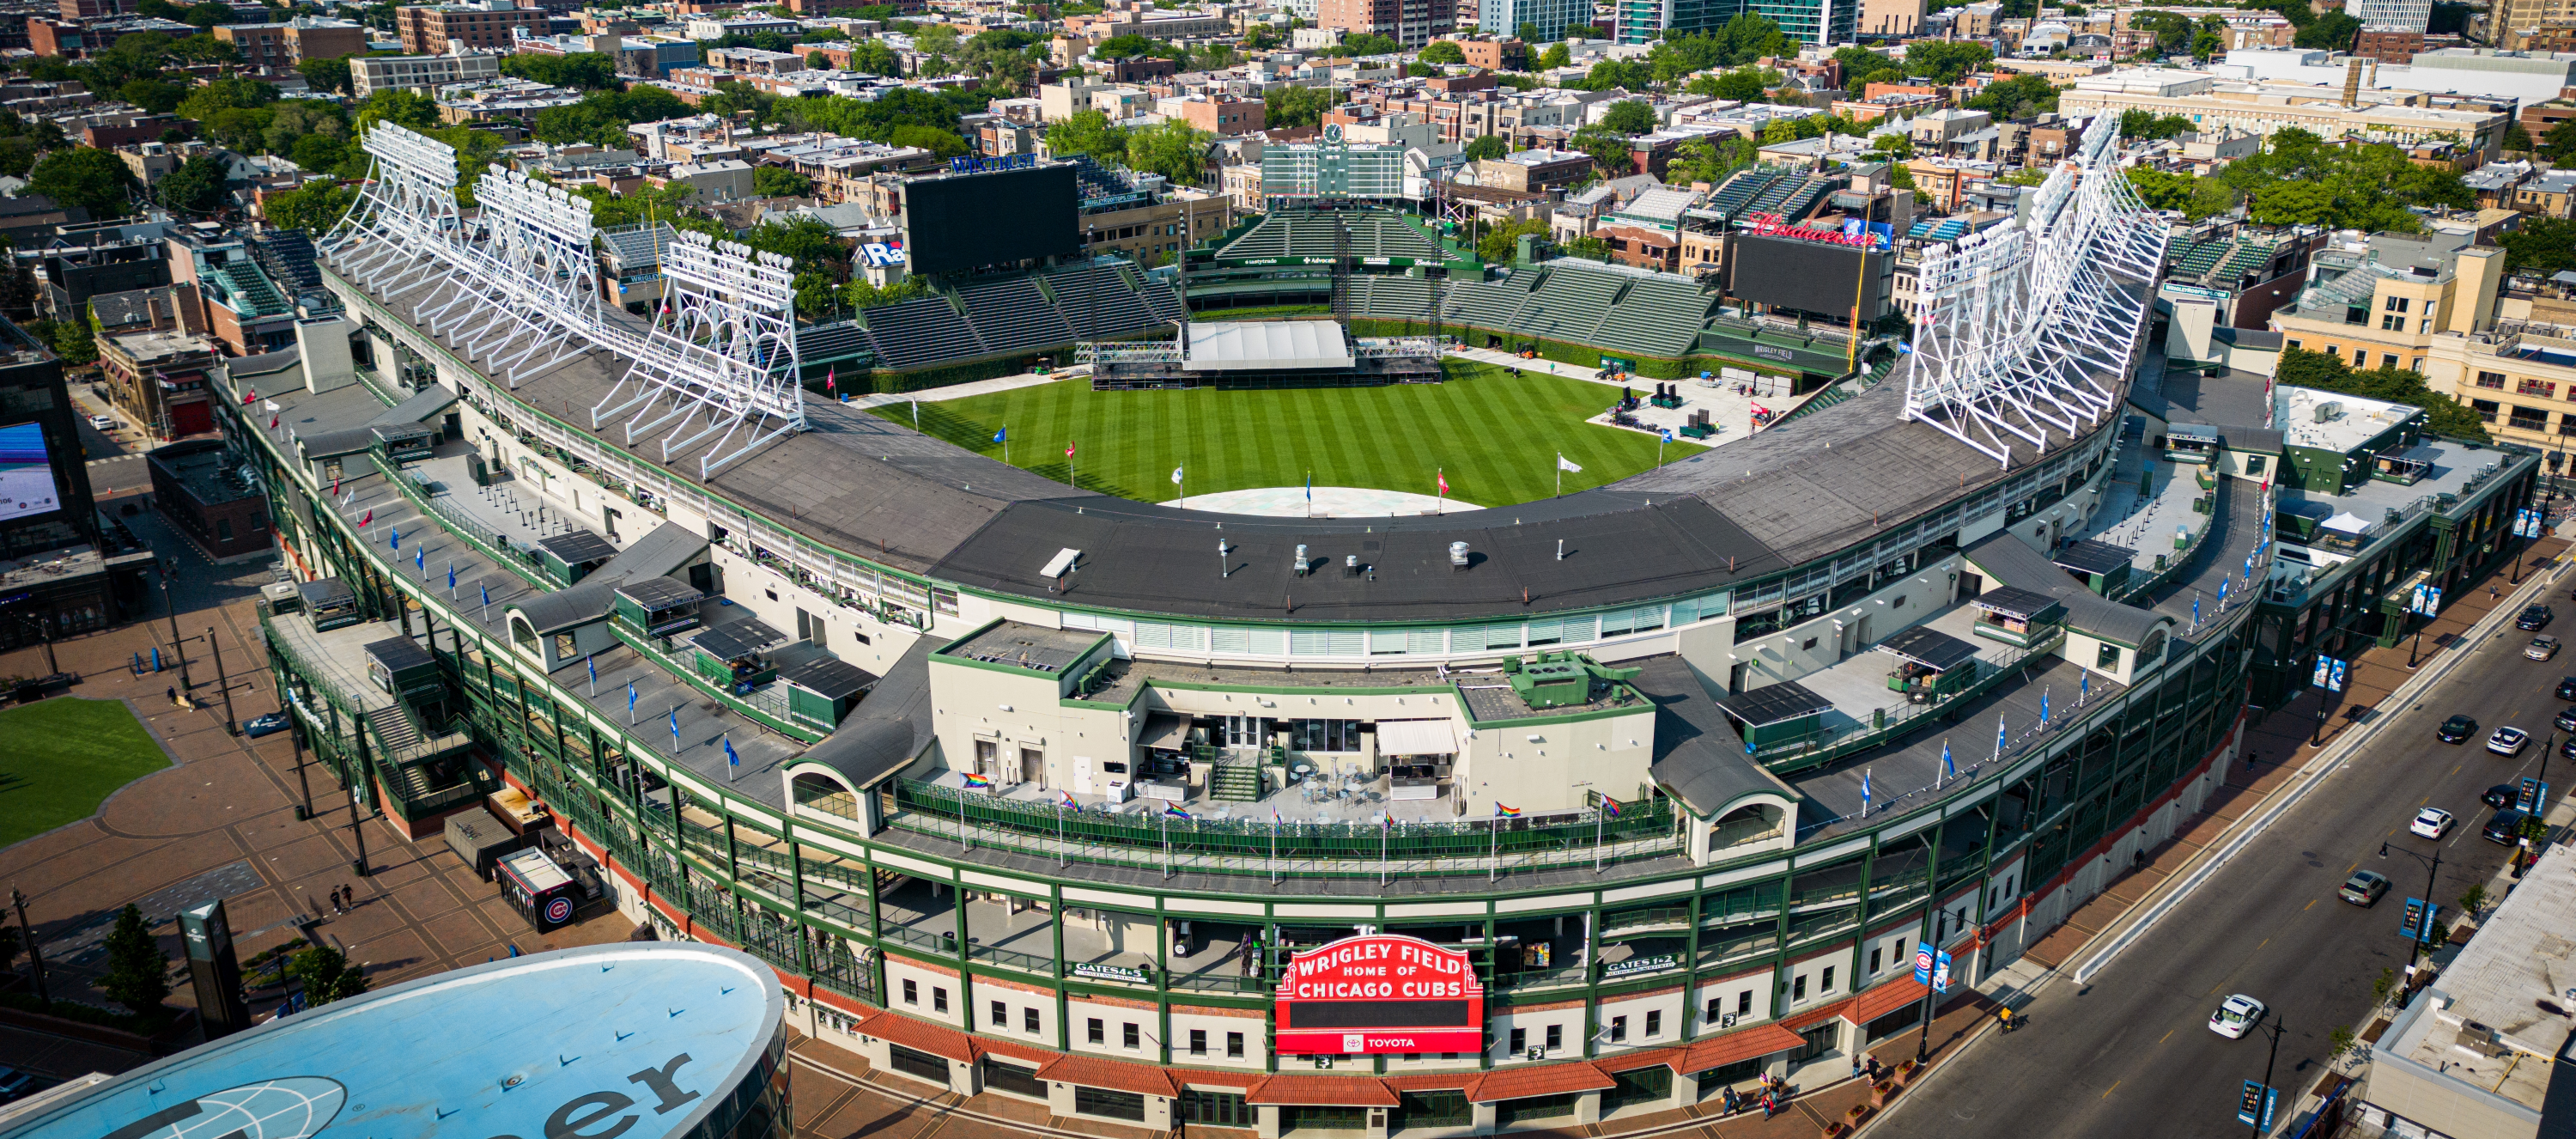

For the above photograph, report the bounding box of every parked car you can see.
[2340,869,2392,905]
[2210,994,2268,1038]
[0,1067,38,1102]
[2486,783,2519,808]
[83,414,113,432]
[2555,705,2576,732]
[2410,807,2455,839]
[2439,715,2479,743]
[2486,808,2531,844]
[2522,604,2556,630]
[2532,636,2563,661]
[2557,677,2576,701]
[240,711,289,739]
[2488,726,2531,756]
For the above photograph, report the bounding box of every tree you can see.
[288,132,348,173]
[1687,65,1774,100]
[264,180,355,232]
[1905,40,1993,84]
[29,148,133,216]
[1537,42,1571,70]
[501,51,621,90]
[2542,119,2576,163]
[2294,9,2359,50]
[263,100,345,154]
[1577,58,1650,91]
[1570,122,1632,174]
[1125,119,1211,185]
[1461,133,1510,161]
[1565,234,1611,261]
[299,53,354,94]
[1263,84,1340,128]
[1665,134,1753,186]
[52,310,96,365]
[100,904,168,1014]
[848,39,899,75]
[1044,107,1127,163]
[1475,216,1549,263]
[1600,98,1656,134]
[155,153,228,215]
[285,945,369,1007]
[753,166,813,197]
[2190,26,2223,62]
[1419,40,1465,64]
[355,88,439,131]
[2117,108,2195,140]
[2500,217,2576,276]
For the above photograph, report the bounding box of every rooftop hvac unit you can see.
[1294,543,1309,576]
[1449,541,1471,570]
[2313,401,2341,423]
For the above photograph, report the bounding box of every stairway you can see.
[367,706,422,756]
[1209,761,1265,802]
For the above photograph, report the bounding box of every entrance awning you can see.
[1376,718,1457,756]
[1139,712,1189,750]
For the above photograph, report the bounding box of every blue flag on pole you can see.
[723,734,739,771]
[669,708,681,747]
[2039,688,2050,728]
[627,682,637,716]
[1861,769,1872,810]
[389,526,399,551]
[1997,714,2008,756]
[447,563,456,591]
[415,545,424,572]
[992,427,1006,443]
[586,655,596,686]
[1941,740,1953,780]
[480,582,489,607]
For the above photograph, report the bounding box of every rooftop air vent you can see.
[1449,541,1471,570]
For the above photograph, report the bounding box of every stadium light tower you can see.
[589,231,806,479]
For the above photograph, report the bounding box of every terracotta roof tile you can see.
[1678,1024,1806,1075]
[1782,1000,1851,1031]
[1036,1054,1178,1098]
[1173,1070,1266,1091]
[1383,1073,1482,1092]
[1247,1075,1401,1106]
[857,1009,976,1063]
[978,1038,1057,1067]
[1595,1045,1686,1074]
[1468,1062,1616,1103]
[1844,977,1929,1025]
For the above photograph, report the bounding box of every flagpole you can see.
[1594,802,1603,873]
[1380,816,1388,886]
[1056,799,1067,868]
[960,784,971,852]
[1269,811,1278,885]
[1488,814,1498,882]
[1161,809,1171,880]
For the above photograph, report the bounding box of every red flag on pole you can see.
[358,508,373,527]
[269,414,279,429]
[240,387,258,405]
[825,368,836,393]
[331,473,339,496]
[1066,441,1076,457]
[1437,471,1449,496]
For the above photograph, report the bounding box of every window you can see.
[1544,1024,1563,1051]
[2246,455,2266,474]
[991,1001,1007,1027]
[1024,1008,1041,1033]
[554,633,576,660]
[2382,354,2399,369]
[1610,1015,1627,1043]
[1870,946,1882,974]
[1793,974,1808,1002]
[1073,1087,1146,1123]
[2380,314,2403,331]
[1821,965,1836,994]
[1510,1027,1527,1054]
[2478,370,2508,389]
[933,987,948,1014]
[2354,350,2368,366]
[1646,1009,1662,1038]
[1189,1029,1206,1056]
[1227,1031,1245,1058]
[2385,295,2409,312]
[1122,1022,1139,1050]
[1088,1018,1105,1045]
[1705,997,1722,1024]
[1738,990,1754,1015]
[902,979,918,1005]
[2097,643,2123,669]
[2524,378,2559,399]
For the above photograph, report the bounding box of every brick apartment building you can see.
[1316,0,1452,46]
[216,16,368,73]
[148,439,269,559]
[395,3,546,55]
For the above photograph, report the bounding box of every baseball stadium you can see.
[198,113,2541,1137]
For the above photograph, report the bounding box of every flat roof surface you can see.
[690,614,788,661]
[2393,841,2576,1113]
[2277,384,2417,454]
[1184,320,1354,371]
[538,529,618,564]
[784,654,877,699]
[1970,584,2061,620]
[2,944,781,1139]
[1717,680,1832,727]
[942,620,1097,673]
[616,576,702,611]
[361,635,434,673]
[2053,539,2135,576]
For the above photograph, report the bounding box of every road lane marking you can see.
[2103,1081,2121,1099]
[2159,1029,2173,1045]
[2304,898,2317,911]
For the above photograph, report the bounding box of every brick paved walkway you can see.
[0,530,635,1076]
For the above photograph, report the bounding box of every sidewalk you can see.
[851,367,1083,410]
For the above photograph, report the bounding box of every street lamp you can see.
[2379,840,2444,981]
[2247,1014,2288,1138]
[156,560,191,692]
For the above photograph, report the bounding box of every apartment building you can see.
[1317,0,1452,47]
[215,17,368,74]
[2059,66,2509,166]
[395,2,547,54]
[2269,230,2505,378]
[349,44,502,97]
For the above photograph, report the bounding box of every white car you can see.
[2411,807,2455,839]
[2531,635,2563,661]
[2488,727,2531,757]
[2210,994,2267,1039]
[85,413,114,432]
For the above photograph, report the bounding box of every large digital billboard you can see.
[1728,234,1891,321]
[900,165,1079,276]
[1275,935,1484,1055]
[0,422,61,522]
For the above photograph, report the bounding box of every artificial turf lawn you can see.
[0,697,172,848]
[873,362,1679,506]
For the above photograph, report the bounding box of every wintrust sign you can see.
[1274,935,1484,1055]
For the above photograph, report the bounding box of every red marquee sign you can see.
[1274,935,1485,1055]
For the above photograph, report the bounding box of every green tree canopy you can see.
[2500,217,2576,276]
[1043,107,1127,164]
[1577,58,1650,91]
[1600,98,1656,134]
[753,165,813,197]
[1419,40,1465,64]
[1461,133,1510,161]
[1570,121,1632,174]
[1905,40,1993,83]
[119,78,187,113]
[287,945,370,1007]
[29,147,134,216]
[1125,118,1212,185]
[263,180,355,231]
[2295,10,2360,50]
[299,53,355,94]
[1686,64,1776,100]
[1263,84,1341,128]
[2275,346,2488,442]
[154,153,227,214]
[100,904,168,1015]
[501,51,622,90]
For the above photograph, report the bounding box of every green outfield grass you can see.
[0,697,171,847]
[874,362,1676,506]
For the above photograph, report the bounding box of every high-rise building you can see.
[1613,0,1849,53]
[1318,0,1454,46]
[1484,0,1587,44]
[2349,0,2428,33]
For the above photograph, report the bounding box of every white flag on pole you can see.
[1556,454,1583,473]
[1171,465,1184,484]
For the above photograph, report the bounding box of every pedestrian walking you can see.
[166,685,176,705]
[327,886,342,914]
[342,883,355,910]
[1851,1056,1864,1081]
[1998,1006,2014,1032]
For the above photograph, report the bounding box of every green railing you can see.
[372,458,551,592]
[886,778,1681,879]
[610,624,815,742]
[1759,627,2065,776]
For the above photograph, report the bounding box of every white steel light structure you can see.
[1902,118,2171,467]
[589,231,805,479]
[412,168,625,385]
[322,123,465,298]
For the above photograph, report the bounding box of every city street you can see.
[1876,599,2568,1138]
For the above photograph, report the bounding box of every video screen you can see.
[0,422,59,522]
[1730,234,1889,320]
[901,165,1079,275]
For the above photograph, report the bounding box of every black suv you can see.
[2486,783,2519,808]
[2522,605,2556,631]
[2487,808,2532,844]
[2439,715,2479,743]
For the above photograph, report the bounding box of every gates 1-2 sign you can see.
[1276,935,1485,1055]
